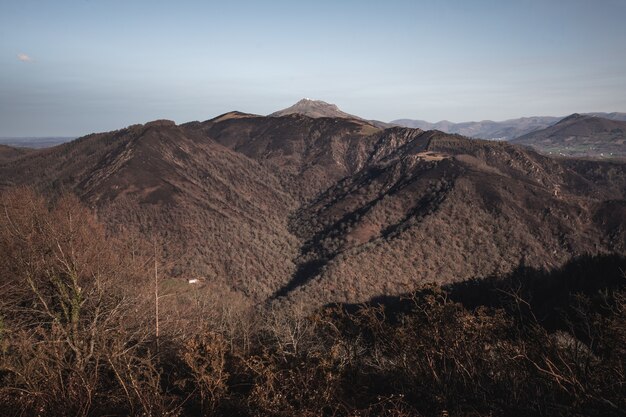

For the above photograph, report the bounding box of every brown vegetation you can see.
[0,189,624,416]
[283,133,626,304]
[1,114,625,309]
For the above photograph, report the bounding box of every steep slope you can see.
[0,120,299,301]
[511,114,626,158]
[279,132,626,304]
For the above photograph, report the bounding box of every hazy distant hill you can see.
[0,137,74,148]
[586,112,626,122]
[391,117,560,140]
[1,108,625,306]
[392,112,626,141]
[511,114,626,158]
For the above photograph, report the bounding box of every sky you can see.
[1,0,625,137]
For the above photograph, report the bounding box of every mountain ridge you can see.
[1,112,625,306]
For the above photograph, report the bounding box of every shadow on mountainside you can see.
[271,259,327,299]
[338,253,626,335]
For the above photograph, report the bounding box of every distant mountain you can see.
[2,111,625,306]
[0,137,74,148]
[392,112,626,141]
[271,98,358,119]
[271,98,392,129]
[586,112,626,122]
[392,117,561,140]
[511,114,626,158]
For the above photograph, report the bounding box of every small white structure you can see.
[188,278,200,284]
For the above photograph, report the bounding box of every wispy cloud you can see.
[17,53,33,62]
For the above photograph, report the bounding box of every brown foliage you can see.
[0,189,624,417]
[0,187,162,416]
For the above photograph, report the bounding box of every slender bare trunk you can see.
[154,240,159,354]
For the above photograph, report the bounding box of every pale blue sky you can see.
[1,0,625,136]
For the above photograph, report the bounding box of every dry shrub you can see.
[178,330,229,414]
[0,187,178,416]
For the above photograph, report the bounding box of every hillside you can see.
[511,113,626,158]
[0,144,33,161]
[281,132,626,304]
[1,114,625,306]
[0,120,299,302]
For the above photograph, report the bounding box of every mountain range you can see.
[0,137,75,148]
[274,99,626,158]
[392,112,626,140]
[1,100,625,306]
[511,113,626,158]
[3,100,626,156]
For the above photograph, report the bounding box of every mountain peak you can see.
[270,98,358,120]
[557,113,585,124]
[294,98,338,109]
[269,98,394,129]
[144,119,177,128]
